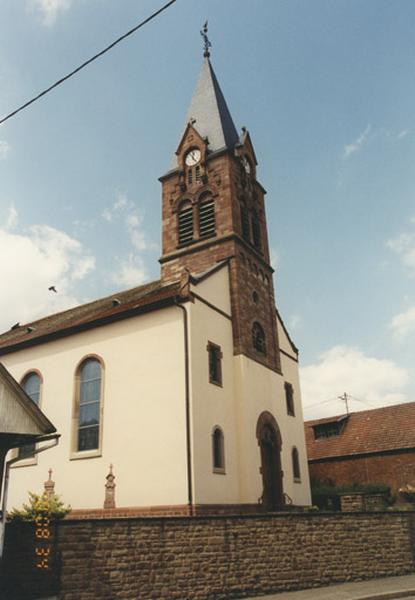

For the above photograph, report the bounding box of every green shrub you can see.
[7,491,71,522]
[310,479,391,511]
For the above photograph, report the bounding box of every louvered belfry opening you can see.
[199,196,215,238]
[240,202,250,241]
[178,202,194,245]
[252,209,262,251]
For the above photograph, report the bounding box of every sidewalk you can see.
[242,574,415,600]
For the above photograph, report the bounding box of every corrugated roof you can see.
[305,402,415,460]
[0,280,181,354]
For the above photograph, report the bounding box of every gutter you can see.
[0,433,60,559]
[174,300,193,515]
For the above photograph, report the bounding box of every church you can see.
[0,42,311,514]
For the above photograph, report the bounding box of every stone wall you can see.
[309,450,415,497]
[2,511,415,600]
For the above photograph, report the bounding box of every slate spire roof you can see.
[183,57,239,155]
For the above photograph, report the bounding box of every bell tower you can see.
[159,34,281,373]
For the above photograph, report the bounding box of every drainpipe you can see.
[174,299,193,515]
[0,434,60,559]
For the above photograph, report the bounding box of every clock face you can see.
[185,148,201,166]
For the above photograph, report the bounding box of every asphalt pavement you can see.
[240,574,415,600]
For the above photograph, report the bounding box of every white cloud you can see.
[0,140,10,160]
[5,205,18,230]
[28,0,72,26]
[111,254,147,288]
[270,248,279,270]
[343,125,371,159]
[387,228,415,273]
[0,219,95,332]
[288,314,301,330]
[397,129,409,140]
[390,306,415,340]
[301,345,409,419]
[102,192,148,251]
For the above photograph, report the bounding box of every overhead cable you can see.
[0,0,177,126]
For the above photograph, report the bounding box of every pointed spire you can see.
[184,57,239,155]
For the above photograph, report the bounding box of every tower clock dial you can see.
[185,148,201,166]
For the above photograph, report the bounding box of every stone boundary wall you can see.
[2,511,415,600]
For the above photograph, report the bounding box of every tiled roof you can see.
[0,280,181,354]
[305,402,415,461]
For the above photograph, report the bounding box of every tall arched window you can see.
[76,358,102,452]
[212,426,225,472]
[251,209,262,251]
[198,195,216,238]
[240,201,250,241]
[252,322,266,355]
[292,447,301,481]
[178,201,194,245]
[19,372,42,459]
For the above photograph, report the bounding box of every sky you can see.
[0,0,414,420]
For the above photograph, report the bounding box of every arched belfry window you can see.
[178,201,194,245]
[292,447,301,481]
[240,201,250,241]
[252,209,262,251]
[19,372,42,459]
[252,322,266,355]
[198,194,216,239]
[212,426,225,472]
[76,358,102,452]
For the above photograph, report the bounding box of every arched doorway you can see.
[256,412,284,509]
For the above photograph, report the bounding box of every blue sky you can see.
[1,0,414,418]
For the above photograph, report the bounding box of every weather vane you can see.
[200,21,212,58]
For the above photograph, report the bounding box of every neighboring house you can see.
[305,402,415,496]
[0,362,57,556]
[0,50,311,515]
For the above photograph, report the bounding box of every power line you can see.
[0,0,177,126]
[304,396,340,410]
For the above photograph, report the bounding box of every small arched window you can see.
[76,358,102,452]
[19,372,42,459]
[252,322,266,355]
[240,202,250,241]
[178,201,194,245]
[212,426,225,472]
[251,209,262,251]
[292,447,301,481]
[198,195,216,238]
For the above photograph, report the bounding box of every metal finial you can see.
[200,20,212,58]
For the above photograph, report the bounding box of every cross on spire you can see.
[200,21,212,58]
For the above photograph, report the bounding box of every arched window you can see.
[212,426,225,472]
[178,201,194,245]
[76,358,102,452]
[240,202,250,241]
[252,322,266,355]
[292,447,301,481]
[19,372,42,459]
[251,209,262,251]
[198,195,216,238]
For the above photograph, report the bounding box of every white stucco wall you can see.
[187,278,239,504]
[2,306,189,511]
[2,267,311,512]
[188,267,311,507]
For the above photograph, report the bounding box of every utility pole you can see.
[338,392,349,415]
